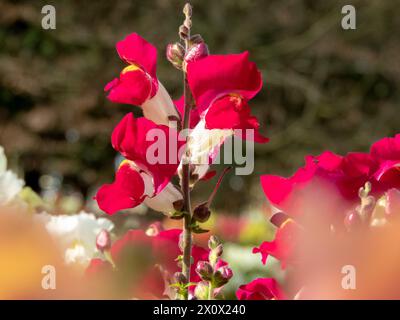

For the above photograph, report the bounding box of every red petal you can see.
[111,113,184,193]
[116,33,158,79]
[205,95,268,143]
[174,95,200,129]
[95,162,145,215]
[105,70,152,106]
[370,134,400,161]
[187,52,262,113]
[236,278,286,300]
[253,219,299,268]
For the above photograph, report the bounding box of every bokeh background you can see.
[1,1,399,225]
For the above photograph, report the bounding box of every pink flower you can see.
[95,113,184,215]
[236,278,286,300]
[105,33,179,127]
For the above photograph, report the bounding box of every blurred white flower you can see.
[36,211,114,266]
[0,146,24,206]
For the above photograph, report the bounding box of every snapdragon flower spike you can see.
[105,33,180,127]
[187,52,268,143]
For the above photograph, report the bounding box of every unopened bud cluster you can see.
[344,182,400,231]
[167,3,209,70]
[193,236,233,299]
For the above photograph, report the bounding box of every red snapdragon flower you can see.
[86,228,224,299]
[178,52,268,180]
[236,278,286,300]
[260,151,378,218]
[187,52,268,143]
[95,113,184,215]
[105,33,180,127]
[256,135,400,271]
[261,135,400,220]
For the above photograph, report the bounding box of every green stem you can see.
[207,282,213,300]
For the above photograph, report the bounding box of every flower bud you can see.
[173,272,187,285]
[386,188,400,219]
[193,202,211,223]
[359,181,372,198]
[96,229,111,252]
[344,210,362,231]
[190,34,204,44]
[185,42,209,63]
[194,281,209,300]
[183,3,192,17]
[166,43,185,70]
[173,199,184,212]
[270,212,290,228]
[208,235,221,250]
[360,195,376,220]
[213,266,233,288]
[179,25,189,40]
[195,261,213,281]
[145,222,162,236]
[209,244,223,267]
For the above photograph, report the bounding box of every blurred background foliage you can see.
[1,0,400,219]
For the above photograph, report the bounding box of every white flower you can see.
[36,211,114,266]
[0,146,24,206]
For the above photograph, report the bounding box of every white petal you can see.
[144,183,183,214]
[141,81,180,128]
[36,211,114,265]
[180,119,232,180]
[0,170,24,205]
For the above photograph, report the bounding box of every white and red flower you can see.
[105,33,180,127]
[95,113,184,215]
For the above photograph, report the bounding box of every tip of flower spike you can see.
[183,3,192,17]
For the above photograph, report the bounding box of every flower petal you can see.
[111,114,184,193]
[174,95,200,129]
[95,162,145,214]
[105,69,152,106]
[141,81,180,127]
[116,33,158,79]
[187,52,262,113]
[236,278,286,300]
[205,95,268,143]
[144,183,183,215]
